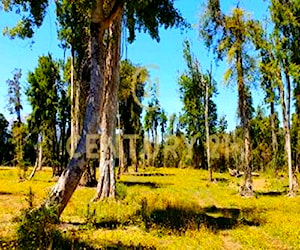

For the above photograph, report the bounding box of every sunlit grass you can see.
[0,166,299,249]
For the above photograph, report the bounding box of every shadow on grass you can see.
[128,172,174,177]
[0,191,12,195]
[119,181,171,189]
[140,204,262,233]
[256,191,286,197]
[200,177,229,183]
[62,220,121,230]
[104,241,156,249]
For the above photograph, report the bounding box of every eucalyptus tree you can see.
[257,0,300,195]
[2,0,186,216]
[26,55,60,175]
[6,69,28,177]
[260,48,279,173]
[6,69,23,124]
[118,60,147,174]
[178,40,218,171]
[200,1,260,196]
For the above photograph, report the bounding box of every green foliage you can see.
[26,54,61,168]
[11,122,28,179]
[17,204,58,249]
[2,0,48,39]
[6,68,23,123]
[178,40,218,168]
[0,113,13,165]
[85,203,97,228]
[124,0,188,43]
[116,182,128,200]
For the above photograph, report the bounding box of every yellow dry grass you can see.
[0,166,299,249]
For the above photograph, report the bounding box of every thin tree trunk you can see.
[278,71,296,196]
[270,99,278,174]
[44,1,106,217]
[70,48,76,157]
[237,48,253,197]
[117,128,124,178]
[37,143,43,170]
[29,158,38,180]
[205,72,212,182]
[93,11,122,201]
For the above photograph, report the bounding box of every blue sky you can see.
[0,0,269,131]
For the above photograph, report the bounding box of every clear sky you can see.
[0,0,269,131]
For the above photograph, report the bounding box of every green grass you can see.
[0,166,299,249]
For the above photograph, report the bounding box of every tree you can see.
[26,55,60,175]
[6,68,28,178]
[178,40,218,170]
[257,0,300,195]
[200,1,260,196]
[118,60,147,175]
[6,69,23,124]
[144,90,164,167]
[0,113,12,165]
[4,0,186,216]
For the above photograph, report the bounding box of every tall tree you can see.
[178,40,218,170]
[257,0,300,195]
[26,55,60,175]
[3,0,186,216]
[6,69,23,124]
[200,1,260,196]
[118,60,147,175]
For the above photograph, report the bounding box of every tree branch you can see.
[103,0,123,29]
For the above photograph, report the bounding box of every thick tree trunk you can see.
[93,11,122,201]
[44,1,106,217]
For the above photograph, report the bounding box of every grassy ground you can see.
[0,166,299,249]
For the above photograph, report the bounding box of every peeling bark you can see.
[93,11,122,201]
[44,1,106,217]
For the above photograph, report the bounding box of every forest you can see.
[0,0,300,249]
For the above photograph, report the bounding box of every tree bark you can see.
[270,99,278,174]
[44,1,106,217]
[278,70,296,196]
[93,11,122,201]
[205,73,212,182]
[70,49,76,157]
[237,48,253,197]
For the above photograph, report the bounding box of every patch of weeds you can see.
[85,203,97,229]
[16,205,59,249]
[116,182,127,200]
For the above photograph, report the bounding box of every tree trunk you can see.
[236,48,253,197]
[80,161,97,187]
[278,71,296,196]
[70,48,76,157]
[270,99,278,174]
[44,1,107,217]
[117,128,125,178]
[93,11,122,201]
[37,143,43,170]
[205,73,212,182]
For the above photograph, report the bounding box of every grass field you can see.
[0,166,299,249]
